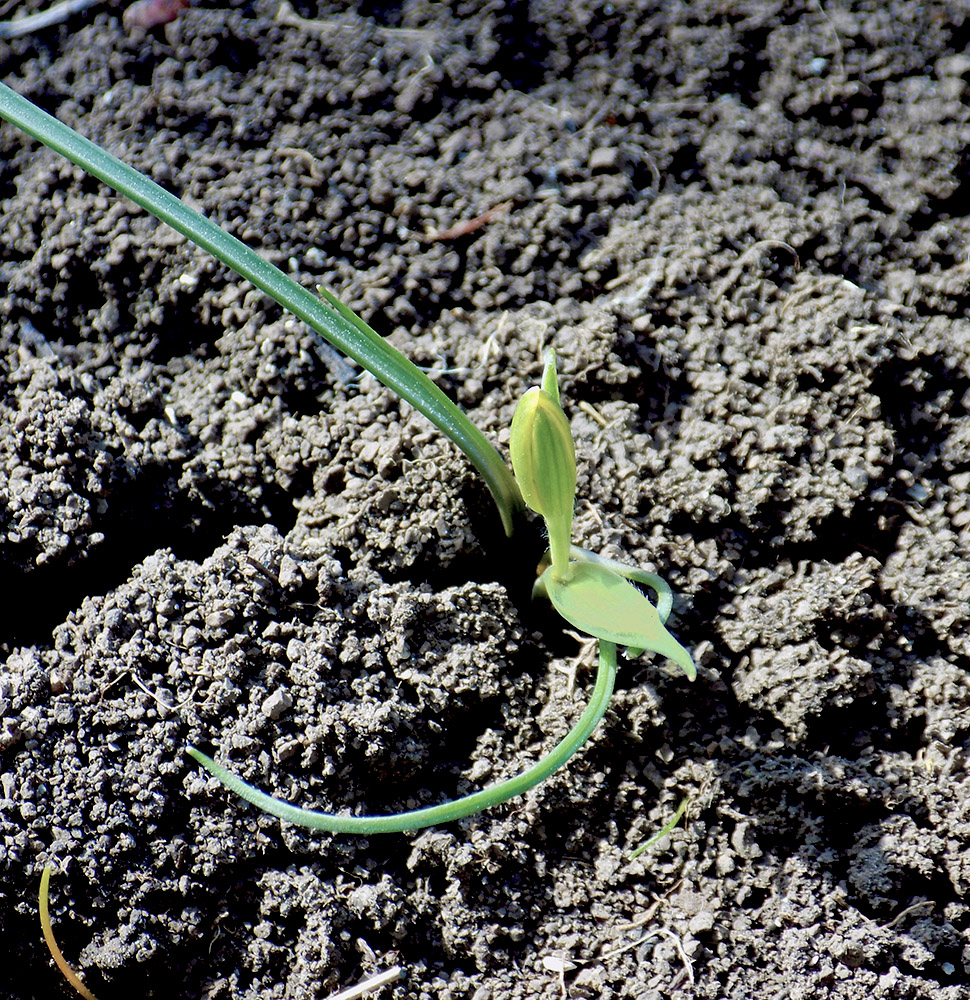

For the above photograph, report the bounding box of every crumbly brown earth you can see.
[2,1,969,998]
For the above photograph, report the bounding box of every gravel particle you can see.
[261,689,293,720]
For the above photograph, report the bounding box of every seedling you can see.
[188,353,693,832]
[510,352,694,678]
[629,796,689,860]
[0,84,693,834]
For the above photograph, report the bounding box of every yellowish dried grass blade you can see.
[39,865,101,1000]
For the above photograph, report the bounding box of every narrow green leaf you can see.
[628,796,689,860]
[544,561,695,678]
[0,81,522,535]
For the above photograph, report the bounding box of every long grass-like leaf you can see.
[0,82,522,535]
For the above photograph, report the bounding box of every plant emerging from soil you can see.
[511,351,694,678]
[187,353,693,832]
[0,83,693,834]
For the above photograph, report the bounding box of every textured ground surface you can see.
[2,1,970,997]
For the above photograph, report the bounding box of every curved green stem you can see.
[0,82,522,535]
[187,642,618,834]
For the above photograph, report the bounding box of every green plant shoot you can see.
[514,351,695,679]
[0,81,521,536]
[188,354,693,834]
[629,796,689,860]
[509,359,576,577]
[0,82,694,834]
[187,637,618,834]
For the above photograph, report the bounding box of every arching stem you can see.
[187,642,618,834]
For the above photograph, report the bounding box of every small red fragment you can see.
[422,201,513,243]
[123,0,190,30]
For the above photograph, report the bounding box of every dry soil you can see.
[2,1,970,998]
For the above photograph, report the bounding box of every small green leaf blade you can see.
[545,562,695,679]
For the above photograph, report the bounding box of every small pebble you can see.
[261,689,293,720]
[589,147,620,172]
[689,911,715,934]
[278,555,303,589]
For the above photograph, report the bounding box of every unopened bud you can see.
[510,375,576,575]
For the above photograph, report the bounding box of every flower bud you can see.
[510,384,576,574]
